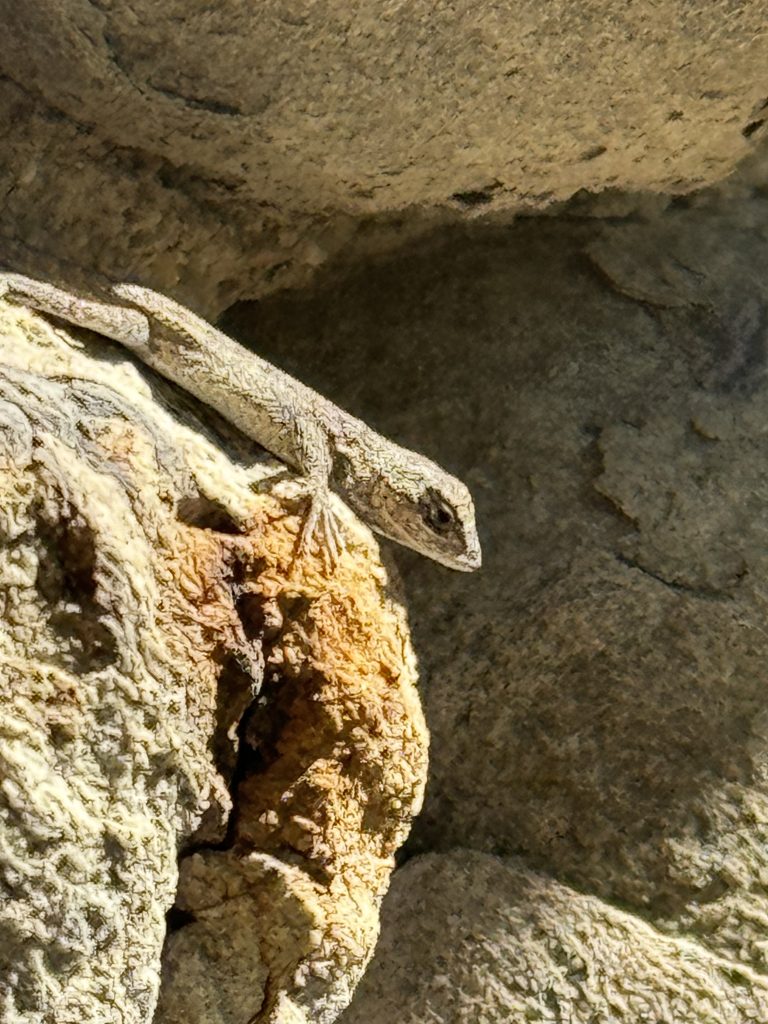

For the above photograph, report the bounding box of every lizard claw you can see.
[298,487,345,569]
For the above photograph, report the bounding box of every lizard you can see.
[0,272,481,572]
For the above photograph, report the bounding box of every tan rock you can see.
[0,300,427,1023]
[238,184,768,1019]
[1,3,768,305]
[340,851,768,1024]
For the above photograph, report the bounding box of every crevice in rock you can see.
[176,493,243,534]
[32,499,118,670]
[164,906,197,935]
[743,98,768,139]
[151,84,244,118]
[450,184,500,207]
[613,551,739,601]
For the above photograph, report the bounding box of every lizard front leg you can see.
[292,414,345,568]
[0,272,150,348]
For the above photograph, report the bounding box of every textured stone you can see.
[340,851,768,1024]
[229,179,768,1018]
[0,301,427,1023]
[1,2,768,307]
[5,5,768,1016]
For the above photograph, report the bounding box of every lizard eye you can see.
[421,492,456,535]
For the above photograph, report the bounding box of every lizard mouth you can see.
[437,542,482,572]
[456,547,482,572]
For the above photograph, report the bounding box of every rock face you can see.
[1,2,768,307]
[340,851,768,1024]
[0,302,427,1024]
[227,176,768,1022]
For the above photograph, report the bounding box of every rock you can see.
[4,6,768,1016]
[230,180,768,1018]
[0,300,427,1023]
[339,850,768,1024]
[1,3,768,305]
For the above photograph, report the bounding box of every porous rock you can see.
[0,300,427,1023]
[340,851,768,1024]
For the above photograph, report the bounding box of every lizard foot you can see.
[298,487,345,569]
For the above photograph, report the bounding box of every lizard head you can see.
[343,452,482,571]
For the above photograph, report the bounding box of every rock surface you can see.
[340,851,768,1024]
[0,301,427,1023]
[224,174,768,1021]
[1,2,768,307]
